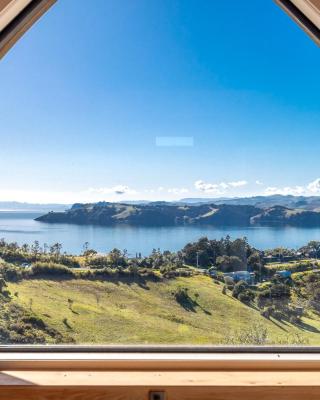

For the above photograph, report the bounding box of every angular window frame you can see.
[1,6,320,398]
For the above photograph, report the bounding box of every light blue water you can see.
[0,211,320,255]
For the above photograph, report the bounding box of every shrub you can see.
[30,262,75,278]
[172,287,197,311]
[87,256,109,268]
[260,306,273,319]
[238,290,254,304]
[257,289,272,309]
[232,280,248,298]
[0,262,23,282]
[289,315,301,324]
[223,323,268,345]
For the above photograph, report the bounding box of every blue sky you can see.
[1,0,320,203]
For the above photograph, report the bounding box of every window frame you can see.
[1,1,320,375]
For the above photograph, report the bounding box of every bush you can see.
[238,290,254,304]
[172,287,197,310]
[257,289,272,309]
[0,303,67,344]
[0,262,23,282]
[260,306,273,319]
[22,315,46,330]
[173,287,190,304]
[223,323,268,345]
[289,315,301,324]
[30,262,75,278]
[232,280,248,298]
[87,256,109,268]
[58,256,81,268]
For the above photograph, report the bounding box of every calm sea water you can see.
[0,211,320,255]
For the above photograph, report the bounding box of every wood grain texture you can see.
[1,386,320,400]
[2,370,320,387]
[0,369,320,399]
[0,0,12,12]
[3,352,320,371]
[5,359,317,371]
[275,0,320,45]
[308,0,320,10]
[0,0,56,59]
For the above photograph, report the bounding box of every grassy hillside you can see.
[35,202,261,227]
[8,275,320,345]
[36,201,320,227]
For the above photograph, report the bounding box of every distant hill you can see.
[180,195,320,210]
[36,202,260,226]
[36,201,320,227]
[0,201,69,212]
[250,205,320,227]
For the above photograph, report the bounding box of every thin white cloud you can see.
[255,180,263,186]
[3,178,320,205]
[220,182,229,190]
[89,185,137,196]
[194,179,247,194]
[264,186,305,196]
[168,188,189,195]
[307,178,320,193]
[264,178,320,196]
[228,180,248,188]
[194,180,224,195]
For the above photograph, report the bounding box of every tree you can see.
[257,289,272,309]
[216,255,243,272]
[21,243,30,253]
[50,243,62,259]
[248,252,266,279]
[0,277,7,292]
[270,283,291,309]
[257,283,291,311]
[67,298,74,311]
[82,242,89,255]
[31,241,40,256]
[232,280,248,298]
[230,238,248,264]
[109,248,127,267]
[83,249,97,262]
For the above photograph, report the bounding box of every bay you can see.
[0,211,320,255]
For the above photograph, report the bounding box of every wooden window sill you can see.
[0,370,320,399]
[0,353,320,399]
[2,351,320,370]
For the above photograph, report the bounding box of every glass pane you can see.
[0,0,320,347]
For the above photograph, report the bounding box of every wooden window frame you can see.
[0,0,56,58]
[275,0,320,46]
[1,348,320,399]
[1,1,320,398]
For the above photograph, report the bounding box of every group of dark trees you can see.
[264,240,320,259]
[181,236,266,278]
[0,237,319,280]
[227,275,302,324]
[0,238,79,267]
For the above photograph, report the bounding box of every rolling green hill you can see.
[35,202,260,227]
[7,275,320,345]
[36,202,320,227]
